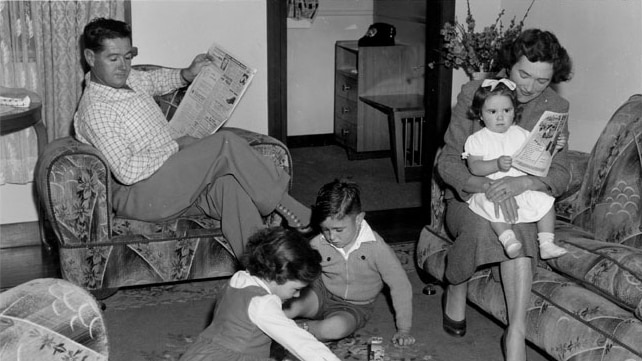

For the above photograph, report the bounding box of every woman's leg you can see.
[500,256,532,361]
[444,282,467,322]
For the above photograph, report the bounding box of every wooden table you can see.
[360,94,425,183]
[0,88,49,250]
[0,88,46,156]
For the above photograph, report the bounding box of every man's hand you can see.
[175,135,199,150]
[496,155,512,172]
[180,53,213,83]
[392,331,415,347]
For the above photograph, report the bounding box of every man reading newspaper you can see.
[168,43,256,138]
[73,17,312,258]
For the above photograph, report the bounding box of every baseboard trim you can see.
[0,221,41,249]
[286,133,336,148]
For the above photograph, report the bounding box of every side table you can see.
[360,94,425,183]
[0,88,46,156]
[0,88,49,250]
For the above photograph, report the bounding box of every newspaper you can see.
[168,42,256,138]
[512,111,569,177]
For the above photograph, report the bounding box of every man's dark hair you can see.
[497,28,573,84]
[82,17,132,52]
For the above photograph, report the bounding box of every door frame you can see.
[266,0,287,142]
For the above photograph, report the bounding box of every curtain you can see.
[0,0,125,185]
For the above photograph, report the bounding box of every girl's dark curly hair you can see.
[468,80,521,125]
[497,28,573,84]
[311,179,361,227]
[82,17,132,52]
[241,227,321,285]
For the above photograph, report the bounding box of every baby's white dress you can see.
[463,125,554,223]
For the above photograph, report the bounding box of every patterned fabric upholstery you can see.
[0,278,108,361]
[416,94,642,360]
[35,66,292,291]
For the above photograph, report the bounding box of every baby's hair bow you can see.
[482,78,516,91]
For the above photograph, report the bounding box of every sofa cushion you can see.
[549,221,642,320]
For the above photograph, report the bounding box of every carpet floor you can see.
[102,242,551,361]
[288,145,424,211]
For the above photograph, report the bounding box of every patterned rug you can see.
[102,242,423,361]
[104,241,416,311]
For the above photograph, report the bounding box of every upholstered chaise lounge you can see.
[35,65,291,293]
[417,94,642,360]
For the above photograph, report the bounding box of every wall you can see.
[131,0,268,134]
[287,0,373,136]
[450,0,642,153]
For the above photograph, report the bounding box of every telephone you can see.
[358,23,396,47]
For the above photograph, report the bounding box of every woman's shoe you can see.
[442,292,466,337]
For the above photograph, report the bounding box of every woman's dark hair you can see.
[82,17,132,52]
[497,28,573,84]
[241,227,321,285]
[311,179,361,227]
[468,80,521,124]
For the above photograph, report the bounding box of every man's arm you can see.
[77,102,177,185]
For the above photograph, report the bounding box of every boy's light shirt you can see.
[323,219,375,259]
[230,271,340,361]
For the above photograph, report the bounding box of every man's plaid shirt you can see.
[74,69,187,185]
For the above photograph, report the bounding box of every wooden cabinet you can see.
[333,40,421,159]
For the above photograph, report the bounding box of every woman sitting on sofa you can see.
[437,29,573,361]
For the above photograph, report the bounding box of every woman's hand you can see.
[555,132,568,152]
[485,176,531,223]
[392,331,415,347]
[181,53,213,83]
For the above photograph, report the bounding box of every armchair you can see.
[35,65,291,292]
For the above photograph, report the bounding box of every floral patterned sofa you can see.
[0,278,108,361]
[416,94,642,360]
[35,65,291,293]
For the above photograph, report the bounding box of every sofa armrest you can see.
[35,136,113,247]
[0,278,108,360]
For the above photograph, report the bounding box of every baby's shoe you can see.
[502,238,522,259]
[498,230,522,259]
[539,241,568,259]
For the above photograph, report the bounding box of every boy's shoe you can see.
[540,241,568,259]
[502,238,522,259]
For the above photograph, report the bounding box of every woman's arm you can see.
[438,81,485,200]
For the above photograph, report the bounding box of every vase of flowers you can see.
[432,0,535,79]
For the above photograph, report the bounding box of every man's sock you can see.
[276,194,311,228]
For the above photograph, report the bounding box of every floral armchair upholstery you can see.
[416,94,642,360]
[35,65,291,292]
[0,278,108,361]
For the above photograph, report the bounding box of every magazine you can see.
[512,111,569,177]
[168,42,257,138]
